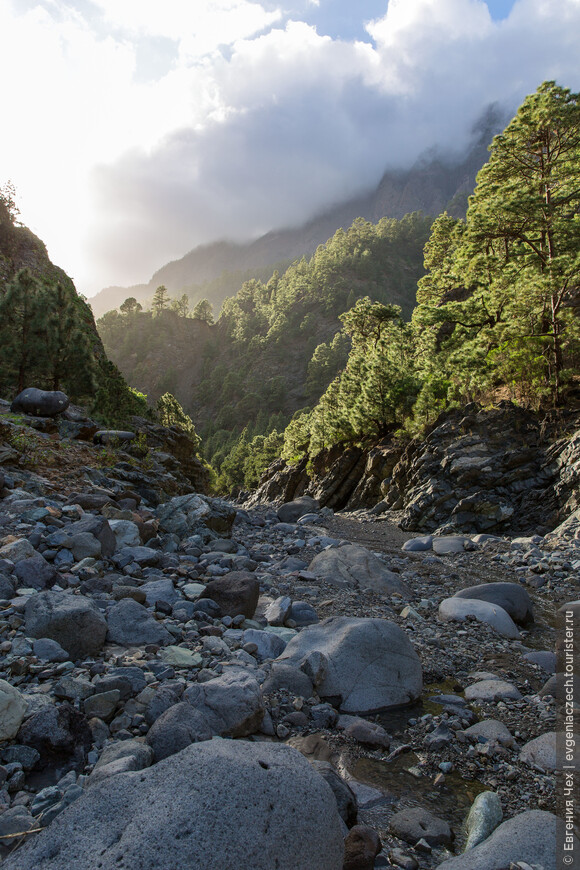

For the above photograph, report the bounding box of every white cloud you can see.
[91,0,281,52]
[1,0,580,295]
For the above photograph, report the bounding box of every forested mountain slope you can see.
[0,186,146,424]
[98,213,433,469]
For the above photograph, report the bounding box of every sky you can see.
[1,0,579,297]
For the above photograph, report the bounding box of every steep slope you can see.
[0,193,145,423]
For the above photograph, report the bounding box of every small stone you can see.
[343,825,381,870]
[0,680,27,741]
[388,806,453,847]
[159,647,203,668]
[388,848,419,870]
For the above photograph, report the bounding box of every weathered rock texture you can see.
[1,740,345,870]
[274,616,422,713]
[251,403,580,535]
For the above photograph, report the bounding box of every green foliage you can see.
[152,285,170,316]
[284,298,419,457]
[156,392,202,454]
[215,427,284,493]
[306,333,350,401]
[91,360,149,426]
[170,294,190,317]
[0,269,97,398]
[5,426,55,467]
[411,81,580,416]
[191,298,214,323]
[120,297,142,316]
[0,180,19,225]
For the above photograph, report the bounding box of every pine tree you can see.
[171,294,190,318]
[464,81,580,403]
[192,298,214,323]
[152,285,170,316]
[156,393,201,453]
[120,297,142,316]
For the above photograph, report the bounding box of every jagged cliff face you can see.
[249,403,580,537]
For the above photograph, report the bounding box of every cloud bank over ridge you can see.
[1,0,580,294]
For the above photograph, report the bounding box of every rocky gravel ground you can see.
[0,436,578,869]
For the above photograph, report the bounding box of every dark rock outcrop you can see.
[11,389,69,418]
[251,402,580,536]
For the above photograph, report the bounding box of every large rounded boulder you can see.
[453,582,533,625]
[274,616,422,714]
[11,388,69,417]
[1,739,345,870]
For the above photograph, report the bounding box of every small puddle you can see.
[343,751,488,849]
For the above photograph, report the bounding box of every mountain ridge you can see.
[89,104,507,319]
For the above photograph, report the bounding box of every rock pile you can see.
[0,410,575,868]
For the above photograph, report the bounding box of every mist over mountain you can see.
[89,105,506,319]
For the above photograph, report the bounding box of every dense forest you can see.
[98,212,432,481]
[97,82,580,494]
[0,183,150,425]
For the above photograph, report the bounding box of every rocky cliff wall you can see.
[250,402,580,537]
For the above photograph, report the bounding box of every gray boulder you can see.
[308,545,410,596]
[432,535,468,555]
[264,595,292,625]
[65,516,116,558]
[11,388,69,417]
[145,702,212,761]
[140,578,179,607]
[310,760,358,827]
[435,810,559,870]
[114,545,159,568]
[275,617,422,713]
[289,600,319,626]
[454,582,533,625]
[519,731,557,771]
[184,669,264,737]
[462,719,514,748]
[388,806,452,847]
[106,598,173,647]
[203,571,259,618]
[402,535,433,552]
[32,638,70,662]
[277,496,319,523]
[17,703,92,771]
[108,519,141,548]
[0,679,27,740]
[243,628,287,661]
[1,740,345,870]
[155,493,236,539]
[14,553,57,590]
[25,591,107,659]
[93,739,154,771]
[464,791,503,851]
[464,679,522,702]
[438,597,520,639]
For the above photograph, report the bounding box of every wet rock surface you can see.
[0,405,576,867]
